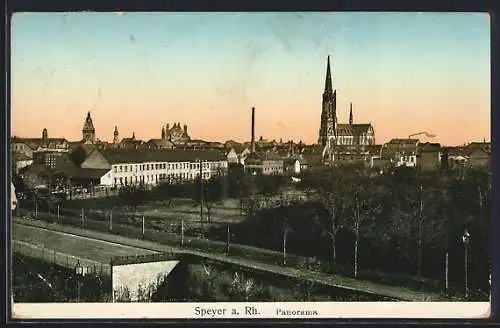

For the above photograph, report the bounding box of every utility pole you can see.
[199,160,204,237]
[181,219,185,246]
[142,215,145,238]
[283,226,287,265]
[57,204,60,223]
[462,229,471,299]
[109,209,113,231]
[226,224,230,256]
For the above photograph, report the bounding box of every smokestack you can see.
[251,107,255,153]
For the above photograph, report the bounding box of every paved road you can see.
[13,222,158,265]
[12,218,446,301]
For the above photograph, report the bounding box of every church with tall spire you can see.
[318,56,375,148]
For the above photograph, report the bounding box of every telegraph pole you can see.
[226,224,230,256]
[199,160,204,237]
[181,219,185,246]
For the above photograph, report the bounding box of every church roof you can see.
[336,123,373,136]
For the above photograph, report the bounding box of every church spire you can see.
[324,55,333,96]
[349,103,353,125]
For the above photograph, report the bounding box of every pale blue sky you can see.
[11,12,490,145]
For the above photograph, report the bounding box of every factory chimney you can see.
[251,107,256,153]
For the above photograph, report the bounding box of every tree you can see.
[118,185,148,216]
[348,177,381,279]
[408,183,441,278]
[191,176,228,223]
[313,169,350,265]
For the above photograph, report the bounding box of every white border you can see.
[12,302,490,319]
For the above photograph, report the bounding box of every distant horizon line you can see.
[10,133,490,148]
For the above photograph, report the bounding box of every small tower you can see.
[82,111,96,143]
[42,128,48,140]
[132,132,135,140]
[161,126,166,140]
[113,126,119,144]
[349,103,353,125]
[183,124,188,134]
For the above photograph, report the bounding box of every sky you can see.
[11,12,490,146]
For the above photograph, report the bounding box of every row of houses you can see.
[12,136,490,191]
[14,145,309,190]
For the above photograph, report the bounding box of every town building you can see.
[12,152,33,174]
[381,139,419,168]
[318,56,375,150]
[283,158,302,175]
[417,143,442,172]
[78,148,228,187]
[118,132,144,149]
[244,151,284,175]
[11,129,68,159]
[32,149,69,169]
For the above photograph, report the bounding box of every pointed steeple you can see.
[82,111,96,143]
[324,55,333,96]
[349,103,353,125]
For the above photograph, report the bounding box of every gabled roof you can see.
[12,152,32,161]
[418,143,441,153]
[12,137,68,149]
[98,149,227,164]
[232,145,250,154]
[245,151,283,162]
[145,139,175,148]
[69,144,98,167]
[283,158,300,165]
[466,142,491,153]
[387,138,419,146]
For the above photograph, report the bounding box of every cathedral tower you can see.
[318,56,337,146]
[42,128,48,140]
[82,111,96,143]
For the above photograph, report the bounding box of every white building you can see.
[395,154,418,167]
[80,149,228,187]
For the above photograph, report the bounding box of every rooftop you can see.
[97,148,227,164]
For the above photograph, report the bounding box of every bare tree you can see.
[349,178,381,279]
[315,171,349,265]
[409,184,440,278]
